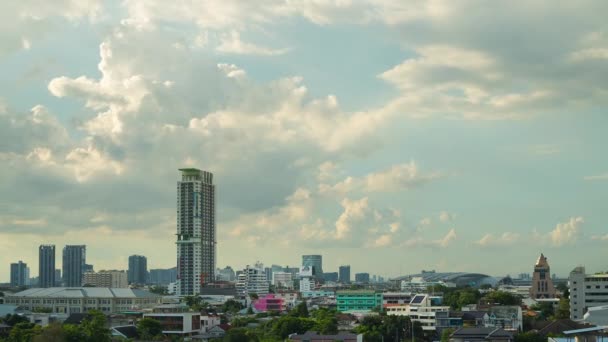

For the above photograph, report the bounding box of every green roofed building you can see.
[336,290,383,313]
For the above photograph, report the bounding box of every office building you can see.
[4,287,162,314]
[83,271,128,288]
[272,272,294,289]
[235,264,268,297]
[128,255,148,284]
[216,266,236,282]
[339,265,351,284]
[39,245,56,288]
[10,261,28,287]
[569,266,608,320]
[529,253,557,299]
[323,272,338,282]
[302,255,323,276]
[355,273,370,284]
[176,168,216,296]
[63,245,86,287]
[54,269,61,286]
[299,266,316,292]
[149,267,177,285]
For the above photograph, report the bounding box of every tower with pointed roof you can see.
[529,253,558,299]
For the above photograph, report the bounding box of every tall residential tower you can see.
[10,261,28,287]
[176,168,216,296]
[63,245,86,287]
[39,245,56,288]
[128,255,148,285]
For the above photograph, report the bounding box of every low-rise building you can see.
[483,306,522,331]
[450,327,514,342]
[143,304,201,337]
[301,290,334,298]
[272,272,294,289]
[289,331,363,342]
[253,294,285,312]
[200,314,221,333]
[4,287,161,314]
[336,290,382,313]
[386,294,451,332]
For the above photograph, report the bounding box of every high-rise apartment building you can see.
[83,270,128,288]
[149,267,177,285]
[39,245,56,288]
[339,265,351,284]
[569,266,608,320]
[10,261,28,287]
[235,264,269,297]
[355,273,370,283]
[176,168,216,296]
[529,253,557,299]
[302,255,323,276]
[63,245,86,287]
[128,255,148,284]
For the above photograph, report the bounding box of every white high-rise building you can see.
[176,168,216,296]
[299,266,315,292]
[235,264,269,297]
[272,272,294,289]
[569,266,608,320]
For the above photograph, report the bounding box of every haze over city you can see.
[2,0,608,283]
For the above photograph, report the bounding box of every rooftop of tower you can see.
[179,168,213,183]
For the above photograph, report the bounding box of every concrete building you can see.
[149,267,177,285]
[323,272,339,282]
[385,294,451,332]
[143,304,201,337]
[128,255,147,285]
[339,265,351,284]
[302,255,323,277]
[272,272,294,289]
[355,273,370,284]
[235,264,268,297]
[336,290,383,313]
[4,287,161,314]
[529,253,557,299]
[62,245,86,287]
[299,266,316,292]
[10,261,28,287]
[253,294,285,312]
[216,266,236,282]
[83,271,128,288]
[39,245,56,288]
[176,168,216,296]
[569,266,608,320]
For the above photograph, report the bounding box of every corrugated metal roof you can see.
[8,287,160,298]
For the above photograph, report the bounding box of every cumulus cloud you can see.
[549,217,584,246]
[584,173,608,181]
[319,161,441,195]
[475,232,520,247]
[217,31,289,56]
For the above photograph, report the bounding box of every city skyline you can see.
[1,1,608,282]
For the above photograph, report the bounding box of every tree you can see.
[7,322,42,342]
[555,298,570,319]
[270,316,315,339]
[441,328,455,342]
[531,302,554,319]
[148,285,169,295]
[291,302,309,318]
[222,299,244,314]
[483,291,522,306]
[515,332,546,342]
[2,314,29,327]
[33,322,65,342]
[224,327,258,342]
[80,310,111,342]
[138,318,163,340]
[61,324,86,342]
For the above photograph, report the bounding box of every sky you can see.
[1,1,608,283]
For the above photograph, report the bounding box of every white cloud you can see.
[320,161,441,195]
[549,217,584,246]
[439,211,453,223]
[475,232,520,247]
[584,173,608,181]
[592,234,608,241]
[217,31,289,56]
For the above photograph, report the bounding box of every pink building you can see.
[253,294,285,312]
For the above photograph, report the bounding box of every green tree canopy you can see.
[137,317,163,340]
[483,291,522,306]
